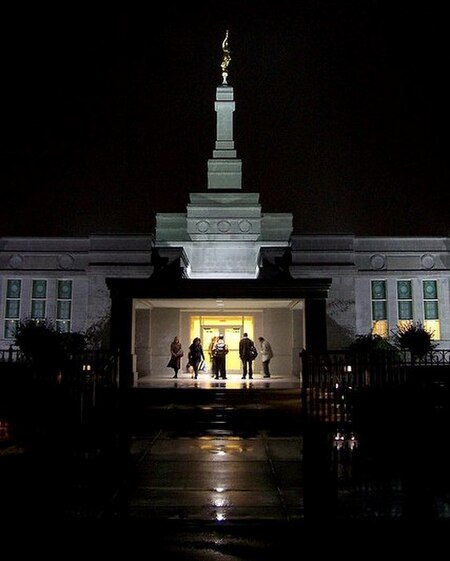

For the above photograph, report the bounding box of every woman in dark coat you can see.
[167,336,183,378]
[188,337,205,380]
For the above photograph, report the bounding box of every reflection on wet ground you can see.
[2,377,450,550]
[117,432,304,522]
[113,401,450,526]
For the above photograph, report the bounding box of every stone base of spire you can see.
[207,159,242,189]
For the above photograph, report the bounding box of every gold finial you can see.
[221,30,231,85]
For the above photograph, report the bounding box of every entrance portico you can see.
[107,277,331,388]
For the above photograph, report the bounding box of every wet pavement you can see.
[117,432,304,522]
[1,372,450,551]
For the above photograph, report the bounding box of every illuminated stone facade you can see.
[1,75,450,381]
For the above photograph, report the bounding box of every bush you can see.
[391,321,436,357]
[347,333,397,355]
[14,318,86,367]
[84,314,111,350]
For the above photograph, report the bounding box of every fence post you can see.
[300,349,309,417]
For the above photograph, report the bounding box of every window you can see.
[371,280,388,337]
[31,280,47,320]
[4,279,21,339]
[423,280,440,340]
[397,280,413,330]
[56,280,72,333]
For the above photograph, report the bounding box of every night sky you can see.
[1,2,448,238]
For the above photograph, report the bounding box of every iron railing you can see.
[0,346,23,363]
[300,349,450,424]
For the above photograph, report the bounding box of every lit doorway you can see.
[190,315,255,373]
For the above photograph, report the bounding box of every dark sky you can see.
[1,2,448,237]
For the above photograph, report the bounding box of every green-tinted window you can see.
[6,279,21,299]
[5,300,20,318]
[398,301,413,320]
[372,300,387,321]
[4,280,21,339]
[56,280,72,332]
[4,320,17,339]
[371,280,387,321]
[56,320,71,333]
[422,280,440,339]
[57,300,71,320]
[31,300,46,319]
[397,280,412,299]
[58,280,72,299]
[371,280,386,300]
[32,280,47,298]
[31,280,47,320]
[423,280,437,300]
[424,301,439,320]
[397,280,413,321]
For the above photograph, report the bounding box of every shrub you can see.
[347,333,397,355]
[84,314,111,350]
[14,318,86,367]
[391,321,436,357]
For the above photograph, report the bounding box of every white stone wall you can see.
[150,308,181,376]
[326,276,356,350]
[259,308,295,377]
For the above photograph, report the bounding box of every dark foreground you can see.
[1,379,450,552]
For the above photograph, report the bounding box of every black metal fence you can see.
[0,347,118,386]
[0,346,23,363]
[300,349,450,424]
[57,350,119,390]
[1,349,122,462]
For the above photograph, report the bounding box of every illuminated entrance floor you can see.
[135,372,300,390]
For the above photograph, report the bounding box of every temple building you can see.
[1,35,449,385]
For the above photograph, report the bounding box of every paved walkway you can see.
[116,381,303,520]
[115,430,304,522]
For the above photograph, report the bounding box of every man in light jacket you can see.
[258,336,273,378]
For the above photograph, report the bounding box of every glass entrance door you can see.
[201,324,242,373]
[193,315,254,375]
[224,326,242,372]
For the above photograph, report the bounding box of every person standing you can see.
[258,336,273,378]
[208,335,218,378]
[239,332,255,379]
[167,336,183,378]
[188,337,205,380]
[213,334,229,380]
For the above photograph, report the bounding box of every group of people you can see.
[167,333,273,380]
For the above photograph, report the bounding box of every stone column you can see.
[305,298,328,352]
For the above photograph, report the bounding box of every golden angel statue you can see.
[221,30,231,85]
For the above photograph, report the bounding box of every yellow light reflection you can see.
[200,441,250,455]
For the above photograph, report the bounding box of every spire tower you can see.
[207,31,242,190]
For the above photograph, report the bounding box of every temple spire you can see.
[207,30,242,190]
